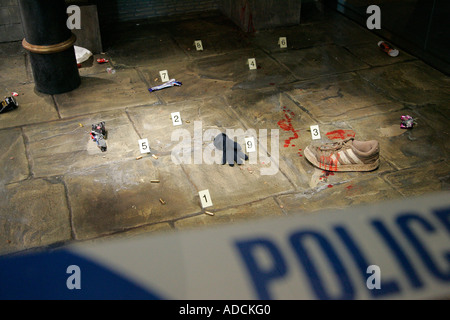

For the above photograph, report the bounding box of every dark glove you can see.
[214,133,248,167]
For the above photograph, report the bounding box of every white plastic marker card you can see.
[199,189,213,208]
[310,125,321,140]
[138,138,151,153]
[194,40,203,51]
[245,137,256,152]
[171,112,182,126]
[279,37,287,48]
[248,58,257,70]
[159,70,169,82]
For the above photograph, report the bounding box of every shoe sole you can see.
[304,147,380,172]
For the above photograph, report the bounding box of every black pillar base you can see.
[19,0,81,95]
[29,49,81,95]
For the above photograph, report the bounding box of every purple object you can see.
[400,115,415,129]
[149,79,182,92]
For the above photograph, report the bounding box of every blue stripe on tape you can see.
[0,249,164,300]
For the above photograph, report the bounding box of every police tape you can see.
[0,191,449,300]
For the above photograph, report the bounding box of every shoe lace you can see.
[318,137,354,151]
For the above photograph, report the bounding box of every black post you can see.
[19,0,81,94]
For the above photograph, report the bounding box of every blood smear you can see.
[277,107,299,147]
[326,129,355,140]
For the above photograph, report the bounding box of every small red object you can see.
[97,58,109,64]
[377,41,399,57]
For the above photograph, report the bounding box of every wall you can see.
[93,0,302,32]
[0,0,221,44]
[221,0,302,32]
[93,0,221,27]
[1,0,303,44]
[0,0,23,42]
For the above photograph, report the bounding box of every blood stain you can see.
[326,129,356,140]
[277,107,299,148]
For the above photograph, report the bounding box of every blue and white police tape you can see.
[1,191,449,300]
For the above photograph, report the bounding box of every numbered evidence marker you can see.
[159,70,169,82]
[245,137,256,153]
[248,58,257,70]
[194,40,203,51]
[199,189,213,208]
[278,37,287,48]
[138,138,151,154]
[310,125,321,140]
[171,111,182,126]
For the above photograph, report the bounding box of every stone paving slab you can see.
[127,95,244,155]
[412,104,450,139]
[345,42,417,67]
[65,155,200,240]
[281,72,405,124]
[225,87,314,133]
[163,12,242,38]
[223,86,397,190]
[78,53,114,77]
[250,12,382,53]
[138,62,235,104]
[52,68,158,118]
[23,110,141,177]
[224,89,311,151]
[272,44,370,81]
[107,30,189,68]
[0,42,31,84]
[346,109,449,170]
[383,161,450,197]
[318,12,383,46]
[0,128,29,184]
[180,160,294,210]
[188,48,297,89]
[173,30,253,58]
[277,175,403,215]
[0,82,59,129]
[250,24,334,53]
[140,94,298,203]
[108,21,174,41]
[0,178,71,255]
[174,197,284,230]
[357,61,450,106]
[224,88,314,158]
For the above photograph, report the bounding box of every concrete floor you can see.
[1,9,449,257]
